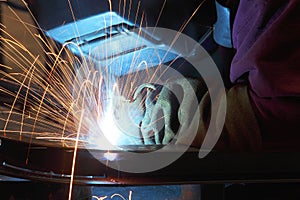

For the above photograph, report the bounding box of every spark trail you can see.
[0,0,210,199]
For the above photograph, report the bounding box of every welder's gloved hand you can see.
[137,78,207,145]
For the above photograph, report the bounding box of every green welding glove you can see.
[136,78,207,145]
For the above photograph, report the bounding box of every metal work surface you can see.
[1,136,300,185]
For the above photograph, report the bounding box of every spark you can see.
[111,191,133,200]
[92,191,133,200]
[154,0,167,28]
[68,101,85,200]
[0,0,208,199]
[0,0,209,153]
[92,196,108,200]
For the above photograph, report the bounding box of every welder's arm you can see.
[137,79,262,151]
[138,78,207,145]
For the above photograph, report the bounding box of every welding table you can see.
[1,136,300,199]
[1,135,300,185]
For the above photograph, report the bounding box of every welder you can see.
[138,0,300,151]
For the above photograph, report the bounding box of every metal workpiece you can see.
[1,136,300,185]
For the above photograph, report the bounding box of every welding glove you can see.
[134,78,262,151]
[138,78,207,145]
